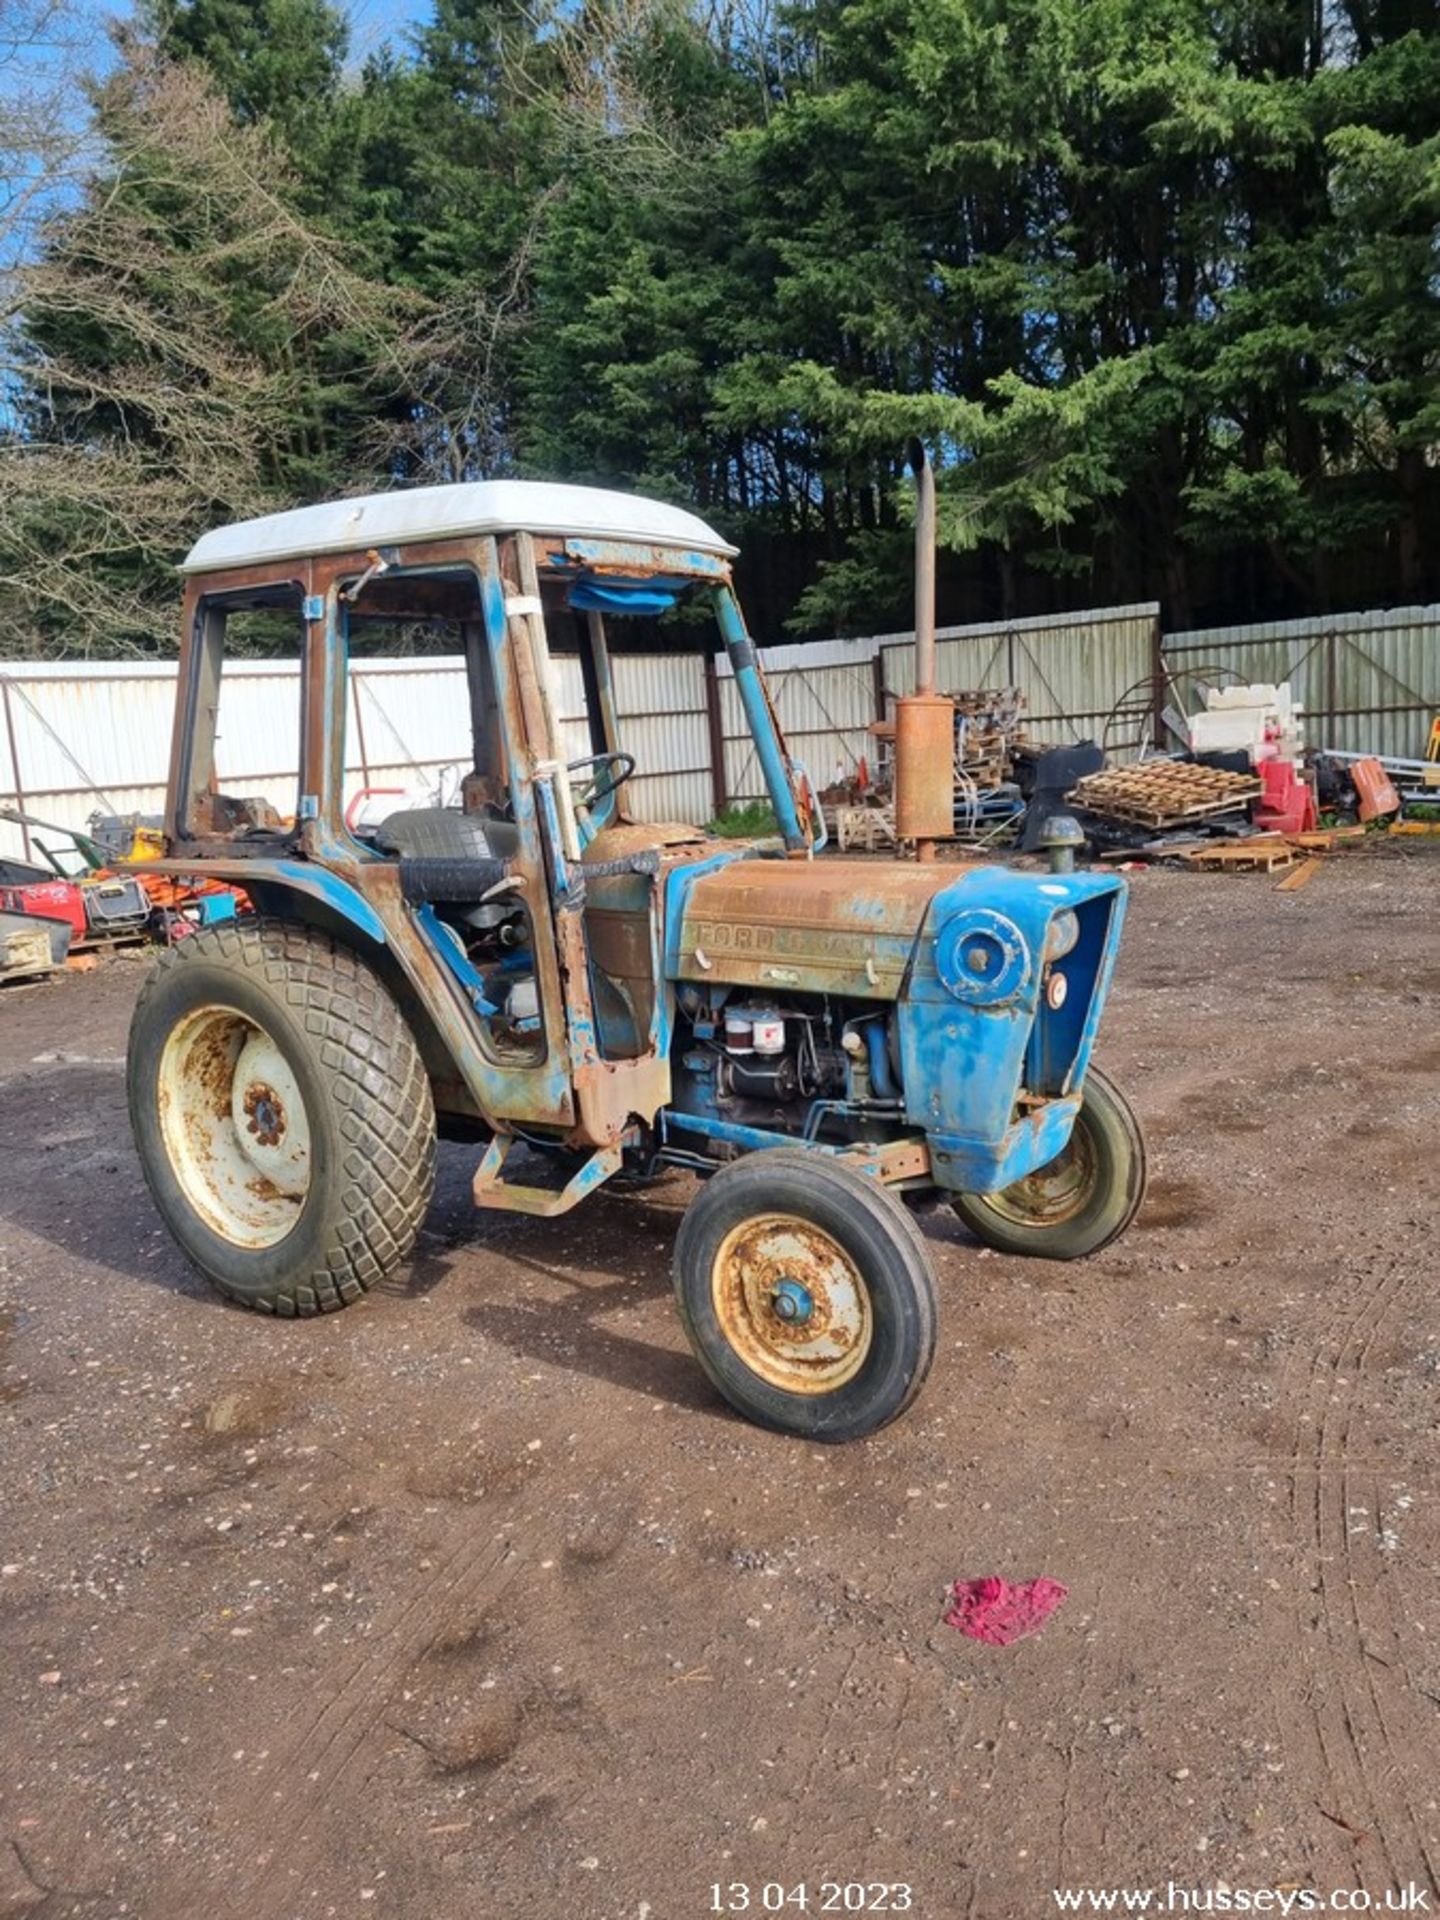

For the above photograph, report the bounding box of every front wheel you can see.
[673,1149,938,1442]
[950,1064,1146,1261]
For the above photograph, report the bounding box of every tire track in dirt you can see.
[158,1510,525,1920]
[1053,1571,1104,1893]
[1329,1267,1440,1897]
[1280,1253,1438,1896]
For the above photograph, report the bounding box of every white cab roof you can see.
[182,480,737,574]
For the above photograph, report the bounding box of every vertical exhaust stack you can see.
[893,443,955,862]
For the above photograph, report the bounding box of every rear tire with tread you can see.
[127,917,435,1315]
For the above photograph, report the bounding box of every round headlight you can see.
[935,909,1032,1007]
[1044,909,1080,962]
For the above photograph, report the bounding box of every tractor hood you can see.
[665,849,1130,1193]
[670,856,975,999]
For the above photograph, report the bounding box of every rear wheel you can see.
[950,1064,1145,1261]
[127,918,435,1314]
[674,1149,938,1442]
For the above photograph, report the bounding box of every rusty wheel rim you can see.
[711,1212,872,1394]
[984,1119,1098,1229]
[158,1005,311,1249]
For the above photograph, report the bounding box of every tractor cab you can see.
[154,482,817,1153]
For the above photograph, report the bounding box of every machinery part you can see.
[910,441,937,698]
[1017,743,1105,853]
[472,1133,623,1215]
[673,1149,938,1442]
[934,908,1032,1007]
[950,1065,1145,1261]
[1037,812,1085,875]
[860,1017,898,1100]
[893,443,954,860]
[0,803,106,871]
[377,807,520,861]
[398,855,510,904]
[127,918,435,1315]
[893,692,956,848]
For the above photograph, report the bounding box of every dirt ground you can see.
[1,847,1437,1920]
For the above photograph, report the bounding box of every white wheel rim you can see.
[158,1005,312,1249]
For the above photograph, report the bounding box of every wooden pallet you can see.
[834,804,896,852]
[1180,842,1296,873]
[1069,762,1261,830]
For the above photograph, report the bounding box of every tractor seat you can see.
[375,806,519,862]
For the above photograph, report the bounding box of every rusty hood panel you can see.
[672,856,976,999]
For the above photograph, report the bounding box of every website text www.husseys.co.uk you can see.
[1051,1886,1431,1914]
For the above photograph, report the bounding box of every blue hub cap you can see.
[769,1278,814,1325]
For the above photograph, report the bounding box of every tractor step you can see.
[472,1133,623,1216]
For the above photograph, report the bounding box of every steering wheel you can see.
[566,751,636,814]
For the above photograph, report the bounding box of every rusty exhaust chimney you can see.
[893,442,954,862]
[913,440,936,697]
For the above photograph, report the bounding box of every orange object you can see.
[893,692,955,851]
[1349,757,1400,822]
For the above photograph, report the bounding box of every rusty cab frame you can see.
[148,509,824,1214]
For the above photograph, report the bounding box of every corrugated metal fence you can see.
[0,657,478,866]
[4,599,1435,864]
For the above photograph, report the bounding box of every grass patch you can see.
[709,800,778,838]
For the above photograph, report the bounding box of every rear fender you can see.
[212,865,482,1122]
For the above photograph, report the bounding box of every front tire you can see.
[673,1149,938,1442]
[127,918,435,1315]
[951,1063,1145,1261]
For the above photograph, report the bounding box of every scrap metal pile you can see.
[837,686,1052,849]
[950,688,1031,839]
[833,669,1438,876]
[1061,680,1440,880]
[0,807,250,987]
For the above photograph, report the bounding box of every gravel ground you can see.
[1,845,1437,1920]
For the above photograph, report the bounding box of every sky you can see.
[19,0,441,87]
[0,0,436,284]
[343,0,434,64]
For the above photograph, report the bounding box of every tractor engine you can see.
[717,1003,840,1107]
[671,987,898,1151]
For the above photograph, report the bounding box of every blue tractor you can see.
[126,479,1145,1441]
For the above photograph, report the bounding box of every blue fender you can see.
[897,866,1126,1191]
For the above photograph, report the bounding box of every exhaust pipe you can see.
[893,443,954,862]
[913,439,937,699]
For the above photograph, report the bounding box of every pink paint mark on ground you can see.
[943,1576,1068,1646]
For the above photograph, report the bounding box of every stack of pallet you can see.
[1176,825,1362,879]
[1067,761,1261,832]
[953,688,1027,788]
